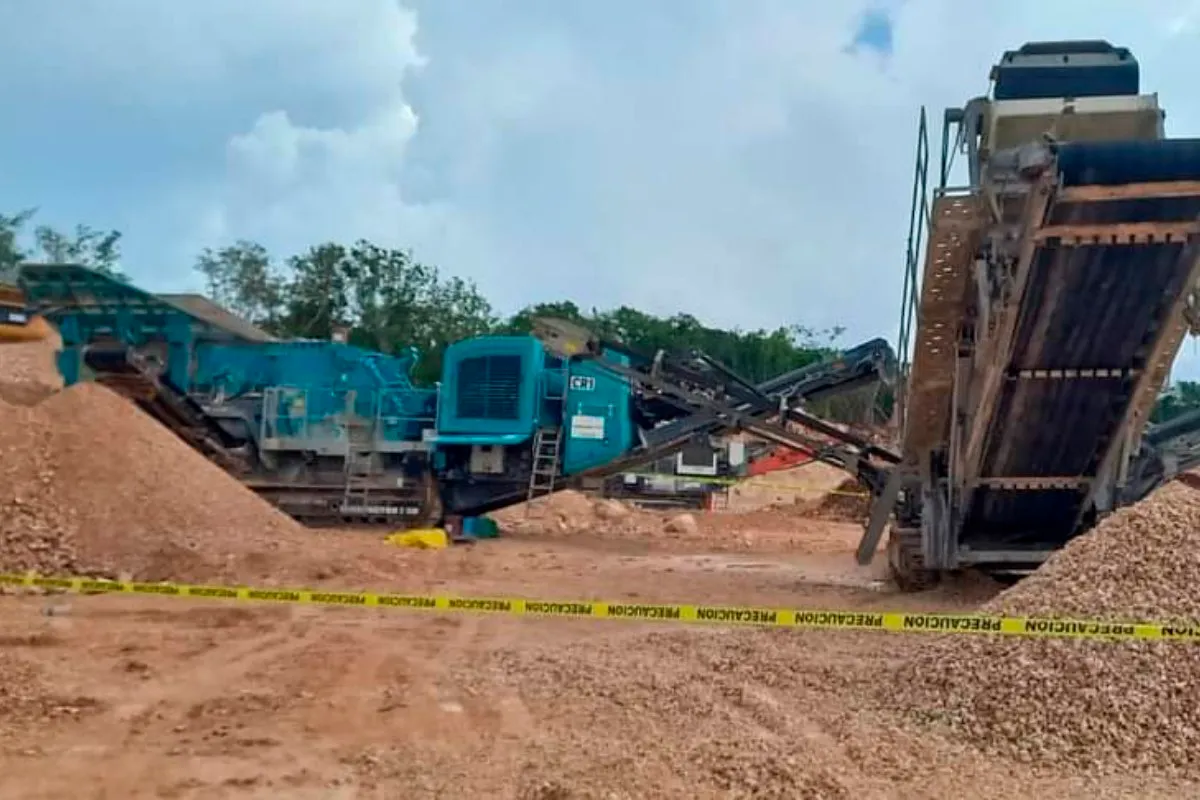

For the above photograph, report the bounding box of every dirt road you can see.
[2,522,1195,799]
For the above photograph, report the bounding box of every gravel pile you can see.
[0,397,77,575]
[803,478,869,522]
[0,336,63,407]
[0,381,308,583]
[894,479,1200,772]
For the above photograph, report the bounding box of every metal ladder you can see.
[342,414,377,513]
[526,426,563,506]
[342,448,375,510]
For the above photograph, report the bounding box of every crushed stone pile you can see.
[726,460,848,512]
[495,473,869,555]
[0,335,63,407]
[0,397,76,575]
[893,479,1200,773]
[494,491,657,537]
[802,477,869,522]
[0,381,309,583]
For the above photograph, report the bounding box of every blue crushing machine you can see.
[18,264,895,528]
[21,265,441,523]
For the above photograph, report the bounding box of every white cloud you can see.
[0,0,423,110]
[211,101,428,244]
[6,0,1200,376]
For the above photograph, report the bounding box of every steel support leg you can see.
[856,467,905,565]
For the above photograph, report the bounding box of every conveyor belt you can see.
[961,138,1200,550]
[1056,139,1200,186]
[84,344,252,474]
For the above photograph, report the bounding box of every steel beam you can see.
[1033,221,1200,244]
[1056,181,1200,203]
[958,173,1056,491]
[855,467,906,566]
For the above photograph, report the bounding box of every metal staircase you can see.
[341,398,378,513]
[526,426,563,506]
[342,446,376,511]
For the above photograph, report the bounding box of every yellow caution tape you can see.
[2,572,1198,643]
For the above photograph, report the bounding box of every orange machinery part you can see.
[746,445,817,477]
[0,282,54,343]
[0,313,53,343]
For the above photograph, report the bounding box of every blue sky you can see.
[5,0,1200,375]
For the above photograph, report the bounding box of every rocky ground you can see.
[3,337,1200,798]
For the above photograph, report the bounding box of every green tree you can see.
[33,223,124,278]
[0,209,36,279]
[506,302,841,385]
[190,238,847,390]
[279,243,354,340]
[194,241,287,333]
[501,300,591,335]
[0,209,126,280]
[196,239,497,384]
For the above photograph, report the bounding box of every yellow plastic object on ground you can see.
[385,528,450,550]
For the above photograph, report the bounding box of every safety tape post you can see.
[3,572,1199,643]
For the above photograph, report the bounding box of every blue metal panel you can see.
[560,349,635,474]
[1056,139,1200,186]
[437,336,543,440]
[200,341,435,446]
[20,264,438,455]
[165,314,192,390]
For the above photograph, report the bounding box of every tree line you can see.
[3,207,1199,424]
[0,209,842,387]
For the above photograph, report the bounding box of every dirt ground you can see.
[0,339,1195,797]
[2,522,1196,800]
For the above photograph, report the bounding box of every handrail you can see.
[894,107,931,433]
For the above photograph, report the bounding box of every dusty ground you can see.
[2,522,1196,800]
[1,339,1196,797]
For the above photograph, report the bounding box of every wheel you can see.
[886,528,939,592]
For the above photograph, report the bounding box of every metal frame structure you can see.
[858,50,1200,587]
[529,317,900,499]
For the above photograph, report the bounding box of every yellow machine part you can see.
[0,282,53,344]
[0,313,53,343]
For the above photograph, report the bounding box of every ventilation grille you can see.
[455,354,522,420]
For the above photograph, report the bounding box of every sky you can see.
[4,0,1200,375]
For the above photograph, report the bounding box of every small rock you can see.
[664,514,699,535]
[593,500,631,520]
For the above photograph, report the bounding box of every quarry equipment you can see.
[17,263,894,527]
[420,321,896,520]
[856,40,1200,588]
[519,317,901,504]
[1122,407,1200,505]
[0,280,53,344]
[600,336,894,507]
[20,264,439,524]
